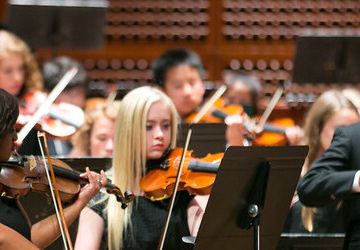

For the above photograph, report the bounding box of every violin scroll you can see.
[104,183,135,209]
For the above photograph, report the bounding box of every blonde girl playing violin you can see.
[75,86,214,250]
[0,88,106,249]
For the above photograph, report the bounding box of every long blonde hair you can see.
[0,30,43,95]
[107,86,178,250]
[301,90,358,232]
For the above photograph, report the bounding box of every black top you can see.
[90,192,192,250]
[17,129,41,156]
[0,196,31,240]
[90,150,193,249]
[297,122,360,248]
[283,200,345,234]
[298,123,360,227]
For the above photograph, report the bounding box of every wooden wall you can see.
[1,0,359,110]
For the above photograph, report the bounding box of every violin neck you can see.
[52,165,82,181]
[211,109,228,120]
[188,161,219,173]
[51,165,114,187]
[262,124,286,134]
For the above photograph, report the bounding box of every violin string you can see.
[37,134,69,250]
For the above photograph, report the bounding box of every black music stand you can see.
[292,36,360,84]
[177,123,227,157]
[189,146,308,250]
[5,0,108,49]
[278,233,344,250]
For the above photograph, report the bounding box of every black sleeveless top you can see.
[283,200,345,233]
[0,196,31,239]
[90,152,193,249]
[91,192,192,250]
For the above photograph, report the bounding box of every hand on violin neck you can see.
[77,167,107,206]
[225,114,245,146]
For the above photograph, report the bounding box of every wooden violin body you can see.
[0,156,79,201]
[184,98,243,123]
[252,117,295,146]
[17,90,85,140]
[139,148,223,201]
[203,100,295,146]
[0,155,134,207]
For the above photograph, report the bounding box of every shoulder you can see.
[331,122,360,151]
[336,122,360,138]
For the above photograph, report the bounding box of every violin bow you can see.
[191,85,228,123]
[17,67,78,143]
[255,87,284,133]
[37,132,73,250]
[158,85,227,250]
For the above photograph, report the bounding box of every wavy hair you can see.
[0,30,43,95]
[70,101,120,156]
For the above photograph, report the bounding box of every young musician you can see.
[75,86,212,250]
[224,72,304,145]
[152,48,245,146]
[0,30,45,155]
[152,48,205,120]
[298,120,360,249]
[284,90,359,234]
[223,73,261,117]
[70,101,120,157]
[0,88,107,249]
[297,92,360,249]
[0,31,84,156]
[0,30,43,97]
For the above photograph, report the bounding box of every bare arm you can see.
[74,207,104,250]
[31,168,106,249]
[0,223,39,250]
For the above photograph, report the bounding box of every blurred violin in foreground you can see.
[17,90,85,140]
[140,148,223,201]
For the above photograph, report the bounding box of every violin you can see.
[251,117,295,146]
[0,155,134,208]
[139,148,222,201]
[17,90,85,140]
[184,98,244,123]
[209,105,295,146]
